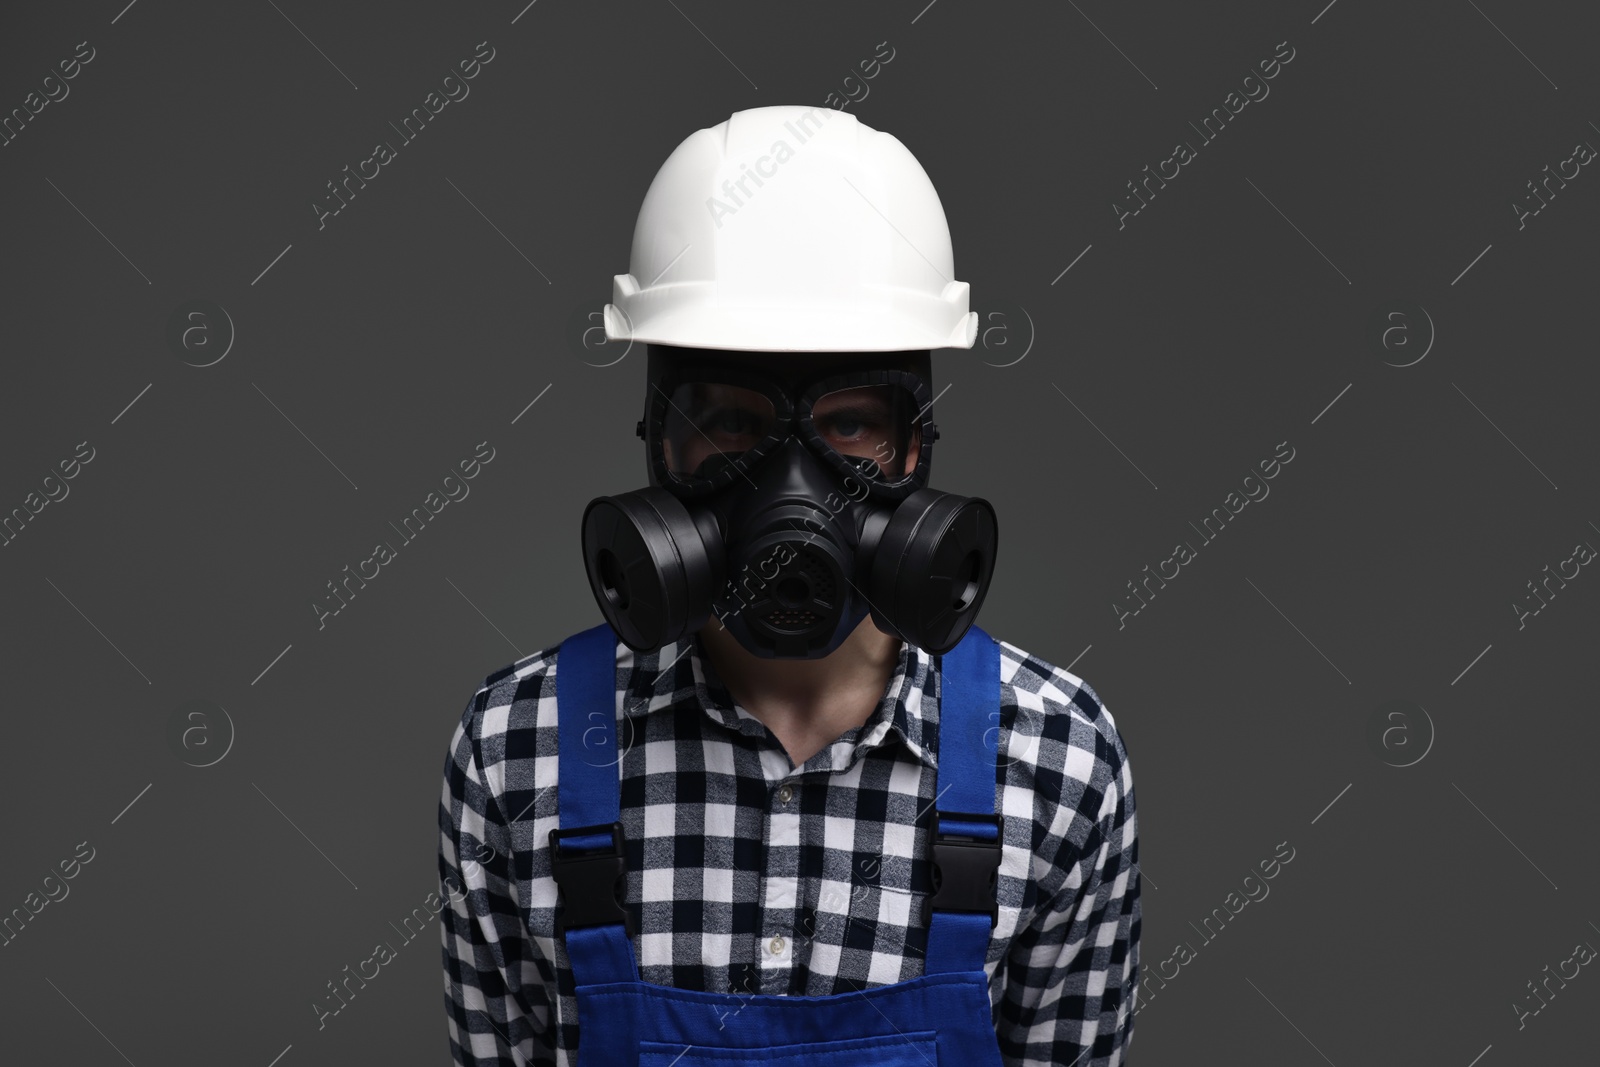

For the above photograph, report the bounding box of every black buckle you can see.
[548,822,634,937]
[925,811,1001,929]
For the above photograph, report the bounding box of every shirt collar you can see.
[620,630,939,771]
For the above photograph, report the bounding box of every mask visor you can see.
[653,380,786,490]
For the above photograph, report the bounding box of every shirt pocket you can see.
[800,869,928,975]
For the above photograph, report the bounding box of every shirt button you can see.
[769,936,786,955]
[777,785,793,804]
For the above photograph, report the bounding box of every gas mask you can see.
[580,345,997,658]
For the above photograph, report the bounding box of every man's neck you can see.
[696,616,903,762]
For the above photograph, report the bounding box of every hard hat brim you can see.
[604,280,978,353]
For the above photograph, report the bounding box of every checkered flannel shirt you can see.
[439,628,1140,1066]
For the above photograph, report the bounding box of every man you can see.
[439,105,1140,1066]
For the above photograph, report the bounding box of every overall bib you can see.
[550,621,1009,1067]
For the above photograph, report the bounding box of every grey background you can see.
[2,0,1595,1063]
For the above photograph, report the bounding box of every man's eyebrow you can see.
[814,397,892,415]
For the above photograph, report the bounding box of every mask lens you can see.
[809,383,923,483]
[661,382,778,482]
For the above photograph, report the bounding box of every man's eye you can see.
[705,408,760,435]
[821,413,874,439]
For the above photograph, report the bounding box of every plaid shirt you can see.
[438,627,1140,1066]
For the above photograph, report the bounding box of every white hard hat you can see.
[603,105,977,353]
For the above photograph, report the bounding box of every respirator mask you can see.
[580,345,998,658]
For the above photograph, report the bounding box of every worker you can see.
[440,104,1140,1066]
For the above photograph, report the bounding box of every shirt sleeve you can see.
[998,720,1141,1066]
[439,685,554,1066]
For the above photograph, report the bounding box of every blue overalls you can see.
[549,620,1008,1067]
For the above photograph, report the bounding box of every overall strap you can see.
[551,621,639,986]
[924,624,1003,976]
